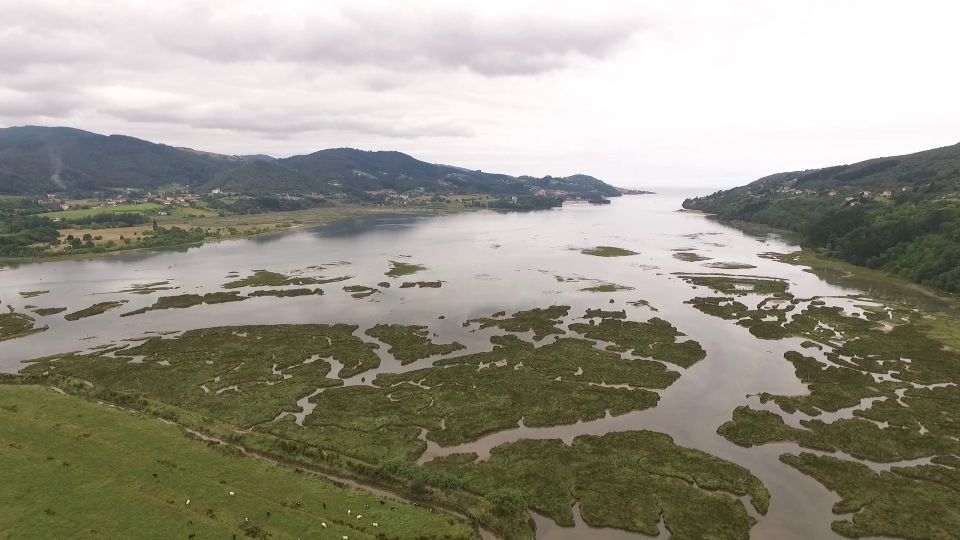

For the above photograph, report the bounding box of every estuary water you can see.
[0,192,906,539]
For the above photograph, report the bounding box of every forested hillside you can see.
[683,142,960,292]
[0,126,235,193]
[0,126,619,199]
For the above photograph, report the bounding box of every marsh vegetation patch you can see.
[0,311,47,341]
[673,251,711,262]
[464,306,569,341]
[580,283,635,293]
[30,307,68,316]
[365,324,465,364]
[569,316,706,368]
[64,301,128,321]
[248,288,324,298]
[113,281,179,295]
[580,246,638,257]
[427,431,768,538]
[122,293,246,317]
[223,270,351,289]
[399,281,443,289]
[18,290,49,298]
[779,452,960,539]
[24,324,381,426]
[692,278,960,538]
[703,261,757,270]
[300,335,677,454]
[385,260,427,277]
[342,285,381,299]
[679,274,789,296]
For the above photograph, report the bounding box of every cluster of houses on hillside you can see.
[769,185,900,204]
[534,188,569,198]
[363,190,413,205]
[831,189,897,206]
[44,193,72,211]
[775,186,896,199]
[42,190,205,215]
[158,193,201,205]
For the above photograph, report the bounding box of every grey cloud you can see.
[2,3,641,77]
[0,26,103,72]
[97,99,475,139]
[0,89,81,118]
[152,6,642,76]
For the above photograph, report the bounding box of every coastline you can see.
[675,208,715,216]
[679,208,960,314]
[0,204,477,266]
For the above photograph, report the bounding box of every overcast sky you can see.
[2,0,958,188]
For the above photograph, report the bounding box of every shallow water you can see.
[0,192,912,539]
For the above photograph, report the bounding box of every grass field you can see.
[0,385,476,539]
[40,203,164,219]
[47,225,151,253]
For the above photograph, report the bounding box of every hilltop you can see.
[683,142,960,292]
[0,126,620,199]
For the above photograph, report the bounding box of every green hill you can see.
[683,142,960,292]
[0,126,619,199]
[278,148,618,197]
[207,160,314,194]
[0,126,236,193]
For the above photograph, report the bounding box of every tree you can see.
[410,478,427,496]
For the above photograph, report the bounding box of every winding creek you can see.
[1,191,954,539]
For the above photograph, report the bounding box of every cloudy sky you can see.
[2,0,958,188]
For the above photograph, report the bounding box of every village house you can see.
[535,189,568,198]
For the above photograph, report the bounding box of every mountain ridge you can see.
[0,126,620,198]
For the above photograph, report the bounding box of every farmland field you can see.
[40,203,164,220]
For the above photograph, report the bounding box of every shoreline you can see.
[681,210,960,313]
[0,204,476,267]
[674,208,716,216]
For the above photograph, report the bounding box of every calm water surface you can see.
[1,193,893,539]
